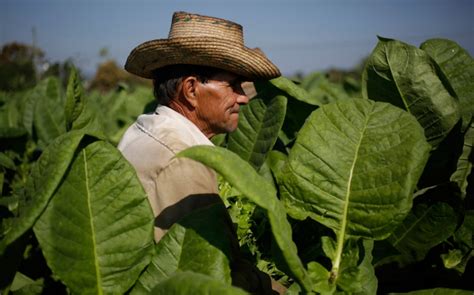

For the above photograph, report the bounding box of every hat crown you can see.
[168,12,244,45]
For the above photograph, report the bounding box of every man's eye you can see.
[230,81,242,89]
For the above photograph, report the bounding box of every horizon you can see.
[2,0,473,78]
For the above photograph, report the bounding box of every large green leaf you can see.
[149,271,248,295]
[33,141,154,294]
[178,146,312,293]
[33,78,66,146]
[254,78,319,144]
[266,76,320,106]
[280,98,429,237]
[227,95,287,170]
[450,121,473,199]
[388,201,458,262]
[0,131,85,253]
[132,204,233,294]
[421,39,474,131]
[390,288,473,295]
[362,37,460,147]
[279,99,430,279]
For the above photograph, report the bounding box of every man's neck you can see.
[167,101,215,139]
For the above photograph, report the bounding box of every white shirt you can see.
[118,105,219,241]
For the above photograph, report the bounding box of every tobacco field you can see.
[0,37,473,294]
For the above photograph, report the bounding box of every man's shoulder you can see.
[118,107,212,155]
[118,113,191,156]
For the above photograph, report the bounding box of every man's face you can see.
[194,71,249,137]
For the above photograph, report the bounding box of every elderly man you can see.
[118,11,282,294]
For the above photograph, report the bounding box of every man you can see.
[118,11,282,293]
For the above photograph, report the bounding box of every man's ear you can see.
[181,76,199,108]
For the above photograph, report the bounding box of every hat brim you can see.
[125,37,281,80]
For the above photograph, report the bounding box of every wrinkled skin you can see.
[193,71,249,137]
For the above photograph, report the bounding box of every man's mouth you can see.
[231,106,240,114]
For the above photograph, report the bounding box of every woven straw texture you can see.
[125,12,281,80]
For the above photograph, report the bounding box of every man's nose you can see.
[237,93,249,105]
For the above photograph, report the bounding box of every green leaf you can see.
[362,37,460,147]
[33,78,66,146]
[33,140,154,294]
[63,69,105,139]
[307,261,335,294]
[210,133,226,146]
[388,201,458,262]
[300,72,351,105]
[70,94,106,139]
[149,271,248,295]
[0,131,85,253]
[454,210,474,249]
[321,236,337,261]
[450,120,473,199]
[266,76,320,106]
[0,152,16,170]
[97,86,154,144]
[21,89,37,136]
[421,39,474,131]
[417,120,465,189]
[441,249,464,269]
[132,204,233,294]
[9,272,44,294]
[254,78,319,143]
[227,95,287,170]
[281,97,318,144]
[353,240,377,295]
[281,98,430,236]
[64,67,84,131]
[390,288,473,295]
[334,239,361,293]
[0,233,29,293]
[0,92,27,138]
[177,146,312,292]
[266,150,287,181]
[279,99,430,279]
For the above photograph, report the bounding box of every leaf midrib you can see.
[386,45,411,114]
[332,103,372,276]
[83,149,103,294]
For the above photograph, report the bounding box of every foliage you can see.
[1,37,473,294]
[89,59,151,93]
[182,37,473,293]
[0,42,44,91]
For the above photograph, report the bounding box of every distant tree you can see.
[0,42,44,91]
[89,59,150,92]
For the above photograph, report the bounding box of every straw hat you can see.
[125,11,281,80]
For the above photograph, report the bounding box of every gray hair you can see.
[152,65,222,105]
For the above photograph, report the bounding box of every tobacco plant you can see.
[0,37,472,294]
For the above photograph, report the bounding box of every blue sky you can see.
[1,0,473,77]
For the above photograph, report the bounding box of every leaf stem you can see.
[330,105,370,282]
